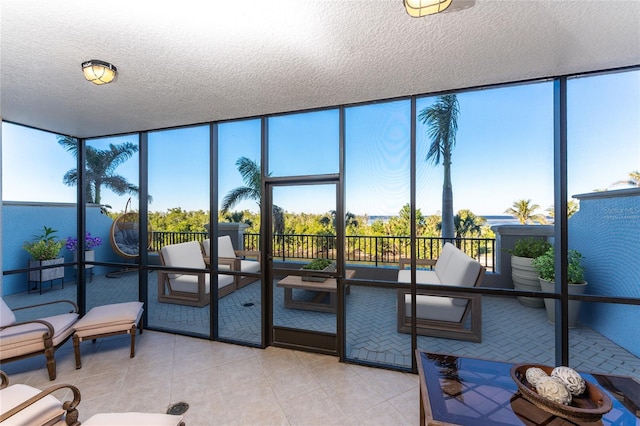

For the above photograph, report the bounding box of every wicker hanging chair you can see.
[109,198,151,260]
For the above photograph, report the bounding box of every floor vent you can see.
[167,402,189,415]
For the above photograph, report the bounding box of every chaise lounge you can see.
[0,298,79,381]
[396,242,484,342]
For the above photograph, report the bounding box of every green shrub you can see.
[531,247,585,283]
[23,226,65,260]
[302,258,333,270]
[507,237,551,258]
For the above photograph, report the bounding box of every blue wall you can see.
[2,202,117,295]
[570,188,640,357]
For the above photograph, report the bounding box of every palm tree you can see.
[546,199,579,219]
[505,199,547,224]
[612,170,640,187]
[58,136,146,206]
[222,156,284,234]
[221,157,262,212]
[454,209,485,239]
[418,94,459,240]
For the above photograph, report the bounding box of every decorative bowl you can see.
[510,364,613,423]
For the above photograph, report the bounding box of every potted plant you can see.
[301,258,336,282]
[507,238,551,308]
[66,233,102,280]
[23,226,66,286]
[532,247,587,327]
[66,232,102,262]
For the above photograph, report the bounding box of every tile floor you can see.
[1,331,420,425]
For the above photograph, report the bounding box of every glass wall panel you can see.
[267,109,339,177]
[271,184,337,334]
[218,119,262,344]
[567,70,640,378]
[83,134,140,309]
[1,124,77,326]
[414,83,556,363]
[569,302,639,381]
[344,100,411,368]
[147,125,211,336]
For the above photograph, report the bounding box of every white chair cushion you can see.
[239,259,260,274]
[0,384,65,426]
[438,250,482,288]
[202,239,211,257]
[161,241,206,279]
[397,269,440,285]
[403,294,467,323]
[0,313,78,359]
[83,412,184,426]
[218,235,237,258]
[433,242,457,279]
[74,302,143,338]
[0,297,16,327]
[168,274,233,293]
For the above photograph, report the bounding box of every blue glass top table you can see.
[416,351,640,425]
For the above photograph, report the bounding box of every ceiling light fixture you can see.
[81,60,117,85]
[404,0,452,17]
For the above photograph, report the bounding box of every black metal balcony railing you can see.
[151,231,495,271]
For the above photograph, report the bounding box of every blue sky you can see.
[3,71,639,217]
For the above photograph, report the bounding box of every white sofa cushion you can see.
[0,384,65,426]
[0,298,16,327]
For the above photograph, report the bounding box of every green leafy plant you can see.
[302,258,333,270]
[23,226,66,261]
[507,237,552,258]
[531,247,585,284]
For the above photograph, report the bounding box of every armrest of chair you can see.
[1,370,8,389]
[12,299,79,314]
[0,381,82,425]
[235,250,261,263]
[219,257,241,271]
[399,258,437,270]
[0,319,56,340]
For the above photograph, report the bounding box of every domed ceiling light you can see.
[82,60,117,85]
[404,0,452,16]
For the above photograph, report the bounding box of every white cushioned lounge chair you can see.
[158,241,235,307]
[202,236,260,289]
[0,370,185,426]
[0,298,78,381]
[397,243,484,342]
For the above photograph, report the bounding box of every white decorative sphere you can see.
[536,376,572,405]
[525,367,549,387]
[552,366,586,396]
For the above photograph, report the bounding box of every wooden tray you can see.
[510,364,613,423]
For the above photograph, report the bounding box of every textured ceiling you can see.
[1,0,639,139]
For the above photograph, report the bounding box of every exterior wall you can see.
[570,188,640,357]
[1,202,115,295]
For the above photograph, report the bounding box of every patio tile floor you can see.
[3,270,638,384]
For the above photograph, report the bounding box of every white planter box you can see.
[29,258,64,282]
